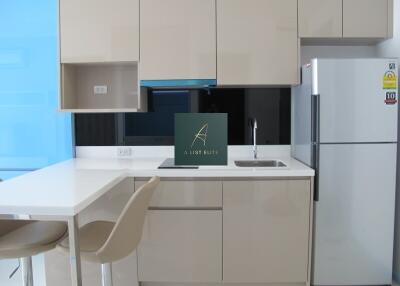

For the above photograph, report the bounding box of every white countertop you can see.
[0,155,314,216]
[0,162,127,216]
[72,156,314,177]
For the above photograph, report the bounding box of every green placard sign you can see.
[175,113,227,166]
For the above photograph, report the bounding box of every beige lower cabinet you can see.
[137,210,223,282]
[223,179,312,283]
[135,179,223,208]
[46,177,312,285]
[45,250,138,286]
[136,179,223,282]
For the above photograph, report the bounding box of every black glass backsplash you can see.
[75,88,291,146]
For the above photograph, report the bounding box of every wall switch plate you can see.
[117,147,132,157]
[94,85,108,95]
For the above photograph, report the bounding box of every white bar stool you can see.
[57,176,160,286]
[0,220,68,286]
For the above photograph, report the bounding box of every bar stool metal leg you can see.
[20,257,33,286]
[101,263,113,286]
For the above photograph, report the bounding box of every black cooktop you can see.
[158,158,199,169]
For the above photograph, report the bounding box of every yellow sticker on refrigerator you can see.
[383,70,397,89]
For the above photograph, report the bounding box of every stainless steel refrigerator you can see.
[292,58,398,285]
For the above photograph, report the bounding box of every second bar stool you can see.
[58,176,160,286]
[0,220,68,286]
[0,178,68,286]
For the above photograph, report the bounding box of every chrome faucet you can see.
[251,118,258,159]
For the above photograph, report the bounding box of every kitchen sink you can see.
[234,160,287,167]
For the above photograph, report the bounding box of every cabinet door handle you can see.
[311,93,320,202]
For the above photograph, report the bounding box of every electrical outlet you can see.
[93,85,108,95]
[117,147,132,157]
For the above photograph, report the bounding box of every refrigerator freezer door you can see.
[313,143,396,285]
[315,58,398,143]
[292,64,313,166]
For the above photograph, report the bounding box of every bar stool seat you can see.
[0,221,67,259]
[57,176,160,286]
[58,221,114,263]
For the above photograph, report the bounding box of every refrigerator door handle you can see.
[311,93,320,201]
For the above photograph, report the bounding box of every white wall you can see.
[301,45,377,65]
[376,0,400,282]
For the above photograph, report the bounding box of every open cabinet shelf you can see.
[60,62,143,112]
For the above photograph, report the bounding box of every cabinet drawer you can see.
[138,210,222,282]
[135,180,222,208]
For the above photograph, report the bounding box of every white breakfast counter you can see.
[0,155,314,216]
[0,156,314,215]
[72,156,315,176]
[0,150,314,286]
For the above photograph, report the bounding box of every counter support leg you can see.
[101,263,113,286]
[21,257,33,286]
[68,216,82,286]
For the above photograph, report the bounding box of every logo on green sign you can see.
[175,113,227,166]
[191,123,208,147]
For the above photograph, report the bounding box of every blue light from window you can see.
[0,0,72,175]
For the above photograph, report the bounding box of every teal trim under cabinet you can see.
[0,0,73,179]
[140,79,217,87]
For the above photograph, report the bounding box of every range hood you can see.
[140,79,217,89]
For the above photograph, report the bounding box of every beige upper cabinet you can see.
[59,0,141,112]
[140,0,216,80]
[299,0,343,38]
[217,0,299,86]
[60,0,139,63]
[343,0,392,38]
[223,180,312,283]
